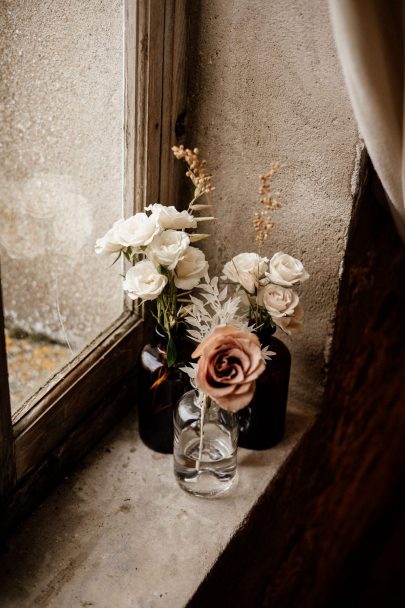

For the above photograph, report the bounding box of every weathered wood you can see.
[159,0,189,204]
[134,0,165,206]
[0,276,15,502]
[13,315,142,481]
[0,370,138,539]
[124,0,137,216]
[188,169,405,608]
[135,0,188,209]
[327,481,405,606]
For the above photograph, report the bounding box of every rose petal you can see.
[214,382,256,412]
[211,363,245,385]
[232,381,254,395]
[243,357,266,383]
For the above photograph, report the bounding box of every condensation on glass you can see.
[0,0,125,412]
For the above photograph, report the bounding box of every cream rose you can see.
[267,252,309,287]
[274,304,304,335]
[192,325,266,412]
[174,246,208,290]
[115,213,161,250]
[123,260,167,301]
[145,204,197,230]
[146,229,190,270]
[257,283,299,318]
[222,253,268,293]
[95,219,124,255]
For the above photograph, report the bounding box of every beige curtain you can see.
[329,0,405,241]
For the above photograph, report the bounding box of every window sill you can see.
[0,388,316,607]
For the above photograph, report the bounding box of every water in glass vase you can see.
[173,390,239,498]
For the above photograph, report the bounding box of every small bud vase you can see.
[238,327,291,450]
[173,389,239,498]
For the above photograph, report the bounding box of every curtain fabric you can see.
[329,0,405,241]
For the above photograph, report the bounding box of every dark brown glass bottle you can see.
[238,327,291,450]
[138,327,190,454]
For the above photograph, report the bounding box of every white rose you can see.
[146,229,190,270]
[258,283,300,318]
[174,246,209,290]
[274,304,304,335]
[267,252,309,287]
[123,260,167,301]
[145,204,197,230]
[95,219,124,255]
[222,252,268,293]
[116,212,160,250]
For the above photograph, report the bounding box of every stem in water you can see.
[196,394,207,473]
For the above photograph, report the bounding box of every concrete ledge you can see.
[0,396,315,608]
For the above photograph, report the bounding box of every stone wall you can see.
[186,0,360,403]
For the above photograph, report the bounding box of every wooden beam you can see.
[134,0,188,209]
[124,0,137,216]
[159,0,189,204]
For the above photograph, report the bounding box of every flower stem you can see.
[196,394,207,473]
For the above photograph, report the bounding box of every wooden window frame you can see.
[0,0,188,534]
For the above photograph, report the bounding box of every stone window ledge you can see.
[0,387,316,608]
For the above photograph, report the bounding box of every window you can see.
[0,0,187,526]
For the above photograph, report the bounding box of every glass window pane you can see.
[0,0,125,412]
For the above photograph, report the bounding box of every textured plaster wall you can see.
[0,0,123,349]
[187,0,359,399]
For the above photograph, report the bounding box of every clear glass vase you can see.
[173,389,239,498]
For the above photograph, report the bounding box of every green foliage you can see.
[166,333,177,368]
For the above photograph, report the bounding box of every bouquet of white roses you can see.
[95,147,214,366]
[221,163,309,336]
[222,251,309,335]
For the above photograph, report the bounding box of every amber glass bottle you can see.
[138,327,191,454]
[238,327,291,450]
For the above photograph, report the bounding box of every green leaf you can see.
[166,334,177,368]
[110,251,122,266]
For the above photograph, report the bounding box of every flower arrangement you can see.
[179,276,272,405]
[222,164,309,335]
[222,251,309,334]
[95,146,214,367]
[96,145,311,492]
[174,278,268,487]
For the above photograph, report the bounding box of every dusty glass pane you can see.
[0,0,125,412]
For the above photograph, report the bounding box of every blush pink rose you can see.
[192,325,266,412]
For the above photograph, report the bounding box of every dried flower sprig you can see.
[172,145,215,199]
[254,161,281,246]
